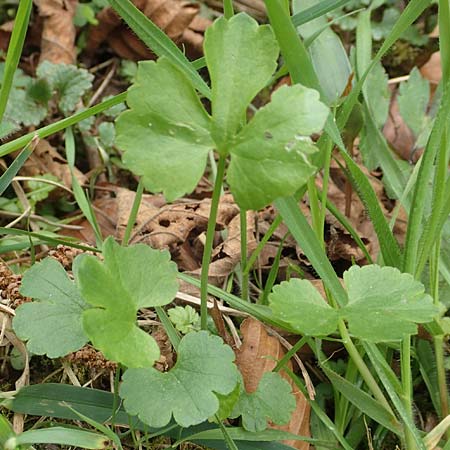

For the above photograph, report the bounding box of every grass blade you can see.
[403,80,450,274]
[274,196,348,306]
[7,427,108,449]
[0,0,32,123]
[264,0,345,152]
[364,343,426,450]
[336,152,402,268]
[0,136,37,196]
[65,127,103,246]
[0,227,99,252]
[107,0,210,98]
[323,194,373,263]
[0,92,127,157]
[322,366,400,434]
[292,0,354,27]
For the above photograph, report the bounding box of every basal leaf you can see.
[115,58,213,201]
[342,265,438,341]
[204,13,279,151]
[228,85,328,210]
[13,258,88,358]
[36,61,93,115]
[168,305,200,334]
[231,373,296,432]
[77,237,178,367]
[269,278,338,336]
[120,331,239,427]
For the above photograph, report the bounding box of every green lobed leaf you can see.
[13,258,89,358]
[269,264,438,341]
[204,13,279,151]
[230,373,296,432]
[120,331,239,428]
[78,236,178,367]
[343,265,438,341]
[227,84,329,210]
[36,61,94,115]
[115,58,213,201]
[168,305,200,334]
[269,278,338,336]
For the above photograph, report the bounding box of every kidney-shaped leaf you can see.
[77,237,178,367]
[204,13,279,151]
[13,258,88,358]
[120,331,239,428]
[269,278,338,336]
[231,372,296,432]
[343,265,438,341]
[228,85,329,210]
[115,58,213,201]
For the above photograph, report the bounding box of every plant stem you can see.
[223,0,234,19]
[243,214,282,275]
[240,209,249,301]
[338,320,394,416]
[401,336,417,450]
[122,179,144,246]
[319,138,333,242]
[430,242,450,436]
[307,177,322,242]
[200,155,226,330]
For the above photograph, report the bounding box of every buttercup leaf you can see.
[231,372,296,432]
[343,265,438,341]
[228,85,328,210]
[269,264,438,342]
[115,13,328,208]
[120,331,239,427]
[204,13,279,151]
[115,58,213,201]
[269,278,338,336]
[13,258,88,358]
[77,237,178,367]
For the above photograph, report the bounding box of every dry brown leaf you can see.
[236,318,310,450]
[87,0,206,61]
[35,0,78,64]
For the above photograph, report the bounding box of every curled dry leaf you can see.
[236,318,310,450]
[35,0,78,64]
[87,0,209,61]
